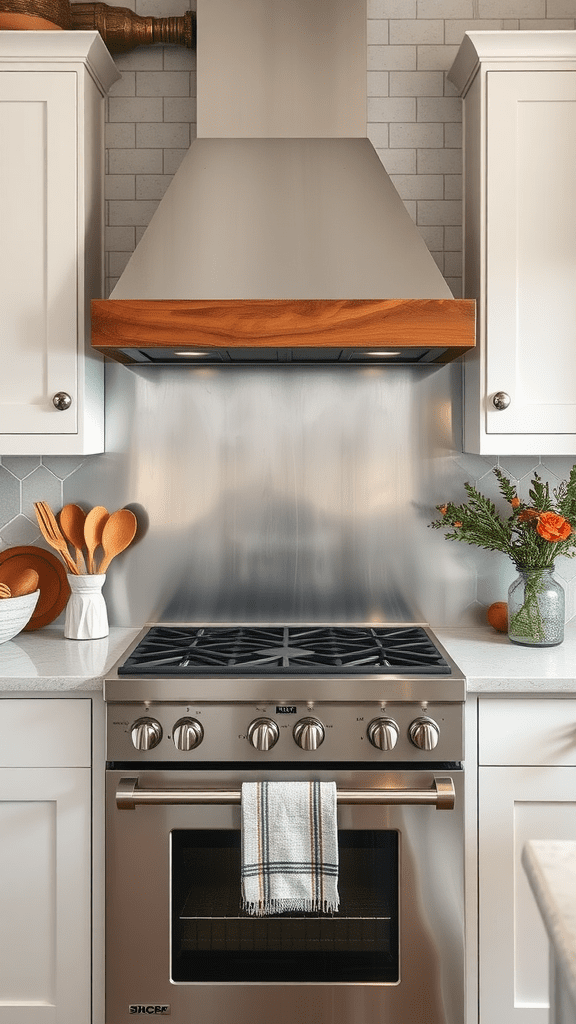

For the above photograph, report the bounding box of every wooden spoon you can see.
[84,506,109,574]
[98,509,137,574]
[0,583,11,599]
[59,504,87,573]
[9,568,39,597]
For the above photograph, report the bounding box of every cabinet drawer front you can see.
[0,699,91,767]
[479,698,576,766]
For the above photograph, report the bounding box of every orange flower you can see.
[453,521,462,528]
[536,512,572,542]
[518,508,539,523]
[439,505,448,515]
[510,496,520,508]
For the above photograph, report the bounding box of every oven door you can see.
[105,767,464,1024]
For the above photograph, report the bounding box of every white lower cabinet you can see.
[0,699,92,1023]
[478,698,576,1024]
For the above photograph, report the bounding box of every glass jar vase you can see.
[507,566,565,647]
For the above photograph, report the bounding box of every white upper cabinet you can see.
[449,32,576,455]
[0,33,119,455]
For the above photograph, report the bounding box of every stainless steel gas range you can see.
[104,623,466,1024]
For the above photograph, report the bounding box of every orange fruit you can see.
[487,601,508,632]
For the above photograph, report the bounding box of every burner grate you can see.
[117,626,451,676]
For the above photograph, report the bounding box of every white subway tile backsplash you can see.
[444,122,463,147]
[417,96,462,121]
[105,175,136,200]
[108,72,136,97]
[443,250,464,276]
[443,19,512,43]
[376,147,416,173]
[368,0,417,16]
[390,19,443,43]
[163,47,196,71]
[105,226,136,251]
[367,20,390,43]
[164,96,197,121]
[479,0,544,15]
[417,147,461,173]
[163,148,190,174]
[417,199,462,225]
[114,47,164,72]
[417,44,460,70]
[367,71,390,95]
[108,251,134,278]
[390,173,444,198]
[135,174,174,200]
[136,122,190,148]
[109,148,163,174]
[547,0,576,15]
[389,121,444,147]
[368,96,416,121]
[368,44,417,70]
[136,72,191,96]
[444,225,463,251]
[109,199,161,226]
[418,224,444,250]
[444,174,462,200]
[367,123,390,147]
[109,97,163,123]
[105,123,137,148]
[417,0,473,16]
[390,71,444,95]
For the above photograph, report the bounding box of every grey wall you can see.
[1,0,575,627]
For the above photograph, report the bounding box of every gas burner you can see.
[117,625,451,676]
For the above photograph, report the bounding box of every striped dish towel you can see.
[241,781,339,916]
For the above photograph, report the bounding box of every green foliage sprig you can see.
[430,466,576,571]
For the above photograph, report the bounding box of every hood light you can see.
[173,351,209,357]
[366,350,402,358]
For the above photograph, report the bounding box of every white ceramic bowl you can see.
[0,590,40,644]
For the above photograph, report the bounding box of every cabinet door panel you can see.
[485,71,576,436]
[0,698,91,768]
[479,766,576,1024]
[0,767,91,1024]
[479,699,576,767]
[0,72,77,435]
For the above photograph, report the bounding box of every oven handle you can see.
[115,776,455,811]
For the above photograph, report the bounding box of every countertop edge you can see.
[522,841,576,1016]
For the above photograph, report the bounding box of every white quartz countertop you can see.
[0,625,139,691]
[0,621,575,693]
[522,840,576,1013]
[435,620,576,693]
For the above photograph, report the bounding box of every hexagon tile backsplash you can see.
[0,457,85,551]
[1,454,576,626]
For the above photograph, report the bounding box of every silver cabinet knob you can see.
[172,717,204,751]
[367,717,399,751]
[131,716,162,751]
[52,392,72,411]
[247,717,280,751]
[492,391,511,410]
[409,717,440,751]
[293,716,325,751]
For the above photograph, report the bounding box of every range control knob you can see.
[172,717,204,751]
[247,717,280,751]
[293,716,325,751]
[409,717,440,751]
[367,717,399,751]
[131,716,162,751]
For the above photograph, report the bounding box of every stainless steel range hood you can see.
[92,0,474,365]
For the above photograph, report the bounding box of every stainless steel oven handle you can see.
[116,776,455,811]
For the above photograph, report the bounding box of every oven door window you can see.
[171,829,398,984]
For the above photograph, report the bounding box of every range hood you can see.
[92,0,475,366]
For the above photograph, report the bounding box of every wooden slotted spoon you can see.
[98,509,137,574]
[84,506,109,574]
[59,504,87,573]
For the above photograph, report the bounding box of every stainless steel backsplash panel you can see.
[65,361,493,626]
